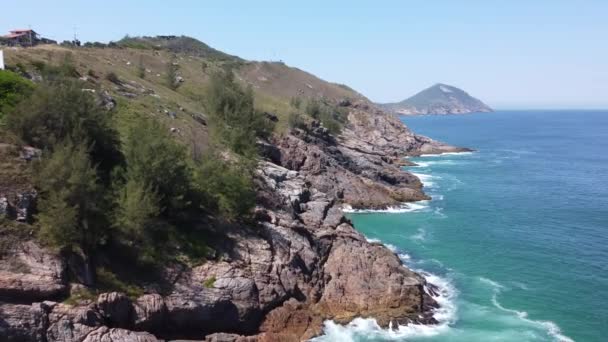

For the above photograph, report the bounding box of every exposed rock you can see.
[0,302,49,342]
[132,294,166,331]
[97,91,116,111]
[0,241,66,302]
[96,292,133,328]
[0,196,8,218]
[0,79,461,341]
[15,191,36,222]
[46,303,104,341]
[19,147,42,162]
[82,327,159,342]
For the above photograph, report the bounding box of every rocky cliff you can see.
[0,42,467,342]
[0,101,465,342]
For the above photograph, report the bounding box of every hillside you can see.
[381,83,493,115]
[0,36,466,341]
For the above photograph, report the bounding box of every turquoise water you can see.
[317,111,608,341]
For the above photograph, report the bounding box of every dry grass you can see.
[3,43,365,143]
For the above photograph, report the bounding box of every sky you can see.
[2,0,607,109]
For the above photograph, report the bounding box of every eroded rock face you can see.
[0,103,457,341]
[0,241,67,302]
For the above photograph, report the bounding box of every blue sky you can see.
[3,0,607,108]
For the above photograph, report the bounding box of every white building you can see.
[0,50,4,70]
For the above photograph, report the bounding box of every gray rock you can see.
[96,292,133,328]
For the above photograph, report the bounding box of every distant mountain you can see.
[380,83,493,115]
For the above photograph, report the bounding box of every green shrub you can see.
[287,111,306,130]
[206,70,275,155]
[35,141,105,253]
[194,153,256,221]
[304,99,346,135]
[166,57,179,90]
[121,118,191,214]
[31,54,80,80]
[137,55,146,79]
[0,70,33,122]
[112,178,160,246]
[96,267,144,299]
[5,79,122,175]
[63,287,97,305]
[203,276,216,288]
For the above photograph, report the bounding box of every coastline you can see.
[324,139,581,342]
[0,99,468,341]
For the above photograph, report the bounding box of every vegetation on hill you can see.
[206,68,275,155]
[0,57,261,285]
[117,35,240,62]
[0,70,34,121]
[0,35,366,290]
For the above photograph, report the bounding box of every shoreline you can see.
[321,149,577,342]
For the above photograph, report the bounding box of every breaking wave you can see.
[313,269,457,342]
[419,151,474,157]
[342,201,430,214]
[312,242,458,342]
[480,277,574,342]
[412,172,438,188]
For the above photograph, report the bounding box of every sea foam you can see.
[312,243,458,342]
[480,277,574,342]
[342,201,429,214]
[412,172,438,188]
[419,151,474,157]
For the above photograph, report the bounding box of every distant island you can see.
[380,83,493,115]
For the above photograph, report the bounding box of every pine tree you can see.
[35,141,105,253]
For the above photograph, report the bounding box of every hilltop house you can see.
[0,29,56,47]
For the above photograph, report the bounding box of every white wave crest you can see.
[412,172,438,188]
[480,277,574,342]
[419,151,474,157]
[411,160,458,168]
[342,201,429,214]
[411,227,427,242]
[313,270,458,342]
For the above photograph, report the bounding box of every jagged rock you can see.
[19,147,42,162]
[0,241,66,302]
[98,91,116,111]
[0,75,464,340]
[0,303,49,342]
[133,294,166,330]
[204,332,257,342]
[15,191,36,222]
[318,237,425,326]
[81,327,159,342]
[46,303,104,342]
[0,196,8,218]
[96,292,133,328]
[258,298,323,341]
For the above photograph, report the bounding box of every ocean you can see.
[315,111,608,341]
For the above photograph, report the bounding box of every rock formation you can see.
[380,83,493,115]
[0,97,465,341]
